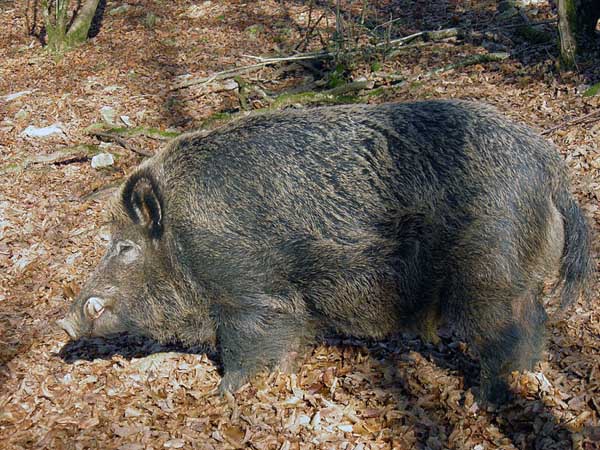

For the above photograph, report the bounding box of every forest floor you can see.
[0,1,599,449]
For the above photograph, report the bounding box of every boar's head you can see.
[57,169,209,345]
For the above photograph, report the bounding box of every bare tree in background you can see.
[557,0,600,67]
[30,0,101,53]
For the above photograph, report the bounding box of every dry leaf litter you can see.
[0,1,599,449]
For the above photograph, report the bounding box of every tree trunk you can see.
[65,0,101,48]
[43,0,70,53]
[558,0,577,67]
[557,0,600,68]
[43,0,101,53]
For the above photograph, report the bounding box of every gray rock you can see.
[91,153,115,169]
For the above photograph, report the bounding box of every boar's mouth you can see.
[56,317,80,340]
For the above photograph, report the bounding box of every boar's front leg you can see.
[215,295,311,394]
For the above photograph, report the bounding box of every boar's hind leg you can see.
[447,220,550,404]
[216,297,311,394]
[467,285,547,404]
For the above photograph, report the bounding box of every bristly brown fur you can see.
[59,100,595,403]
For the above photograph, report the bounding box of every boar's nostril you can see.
[56,318,78,340]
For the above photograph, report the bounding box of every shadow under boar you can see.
[57,100,595,403]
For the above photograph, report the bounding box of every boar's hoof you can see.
[479,378,513,407]
[218,371,248,396]
[277,350,302,375]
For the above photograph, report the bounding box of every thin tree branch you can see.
[172,27,462,92]
[542,110,600,135]
[91,132,154,157]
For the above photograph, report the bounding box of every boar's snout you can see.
[58,295,127,341]
[57,296,107,340]
[56,317,79,340]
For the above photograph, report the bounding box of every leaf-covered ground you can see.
[0,1,599,449]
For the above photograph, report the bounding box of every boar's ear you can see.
[122,172,163,239]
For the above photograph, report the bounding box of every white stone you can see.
[91,152,114,168]
[120,115,134,127]
[2,90,34,102]
[22,123,64,138]
[100,106,117,125]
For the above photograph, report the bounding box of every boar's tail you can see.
[554,189,595,308]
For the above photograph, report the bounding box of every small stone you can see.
[120,115,134,127]
[109,4,131,15]
[22,123,64,138]
[222,79,239,91]
[337,424,353,433]
[297,414,310,426]
[100,106,117,125]
[186,2,213,19]
[164,439,185,448]
[15,109,29,121]
[310,411,321,430]
[91,153,115,169]
[2,90,34,102]
[124,407,142,417]
[534,372,552,393]
[66,251,82,265]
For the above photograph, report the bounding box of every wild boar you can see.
[57,100,594,403]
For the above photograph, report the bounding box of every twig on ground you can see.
[326,80,373,95]
[386,41,447,59]
[91,132,154,157]
[422,52,510,77]
[488,18,557,31]
[387,28,460,46]
[171,62,279,91]
[357,51,509,97]
[542,110,600,135]
[140,132,172,142]
[79,181,122,202]
[241,52,332,63]
[173,27,462,91]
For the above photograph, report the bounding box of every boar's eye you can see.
[115,240,140,263]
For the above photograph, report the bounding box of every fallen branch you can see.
[167,49,512,145]
[172,27,462,92]
[422,52,510,77]
[362,52,509,98]
[171,62,279,91]
[385,41,452,59]
[241,51,332,64]
[488,18,557,31]
[79,180,122,202]
[0,144,100,174]
[85,124,180,141]
[390,28,461,45]
[91,131,154,157]
[325,80,374,95]
[541,109,600,135]
[27,146,96,166]
[269,80,373,109]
